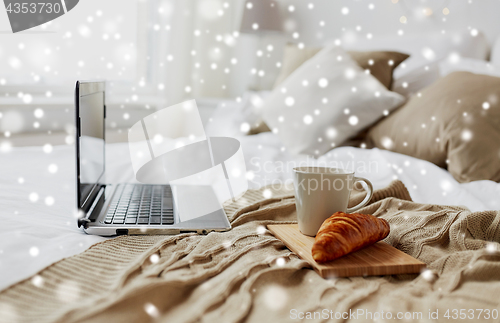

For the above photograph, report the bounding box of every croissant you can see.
[312,212,390,263]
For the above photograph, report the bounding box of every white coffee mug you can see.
[293,167,373,236]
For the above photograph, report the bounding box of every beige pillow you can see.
[273,44,409,89]
[367,71,500,183]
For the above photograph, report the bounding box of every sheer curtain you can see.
[155,0,283,104]
[156,0,248,104]
[0,0,282,138]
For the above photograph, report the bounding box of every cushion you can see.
[367,71,500,183]
[273,43,409,90]
[273,45,321,88]
[391,60,441,97]
[341,30,490,79]
[348,51,409,89]
[343,30,490,97]
[439,57,500,78]
[262,45,405,156]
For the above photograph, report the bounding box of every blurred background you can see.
[1,0,500,148]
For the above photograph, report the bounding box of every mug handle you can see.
[346,177,373,213]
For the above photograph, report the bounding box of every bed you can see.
[2,19,500,322]
[1,112,499,291]
[1,119,500,322]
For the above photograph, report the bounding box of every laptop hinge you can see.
[78,186,105,228]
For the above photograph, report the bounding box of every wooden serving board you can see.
[268,224,426,278]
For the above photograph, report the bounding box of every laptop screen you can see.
[76,82,105,210]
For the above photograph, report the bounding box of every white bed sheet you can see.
[1,109,499,291]
[0,143,136,291]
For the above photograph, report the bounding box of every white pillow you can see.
[261,45,405,156]
[439,57,500,78]
[239,91,270,130]
[391,60,442,97]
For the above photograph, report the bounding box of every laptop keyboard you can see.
[103,184,174,225]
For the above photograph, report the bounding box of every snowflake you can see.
[246,171,255,180]
[381,137,394,149]
[421,269,435,281]
[284,97,295,107]
[318,78,328,88]
[440,180,453,192]
[43,144,53,154]
[29,192,39,202]
[9,57,22,69]
[276,257,285,266]
[240,122,250,133]
[303,115,313,125]
[48,164,58,174]
[29,246,39,257]
[231,167,241,178]
[22,94,33,104]
[144,303,160,317]
[344,68,356,79]
[31,275,44,288]
[348,115,359,126]
[256,225,266,235]
[150,253,160,264]
[486,243,498,253]
[461,129,473,142]
[263,285,288,310]
[78,25,91,38]
[45,196,55,206]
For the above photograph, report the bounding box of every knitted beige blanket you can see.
[1,181,500,323]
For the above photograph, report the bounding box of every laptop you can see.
[75,80,232,236]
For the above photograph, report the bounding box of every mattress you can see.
[1,115,499,291]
